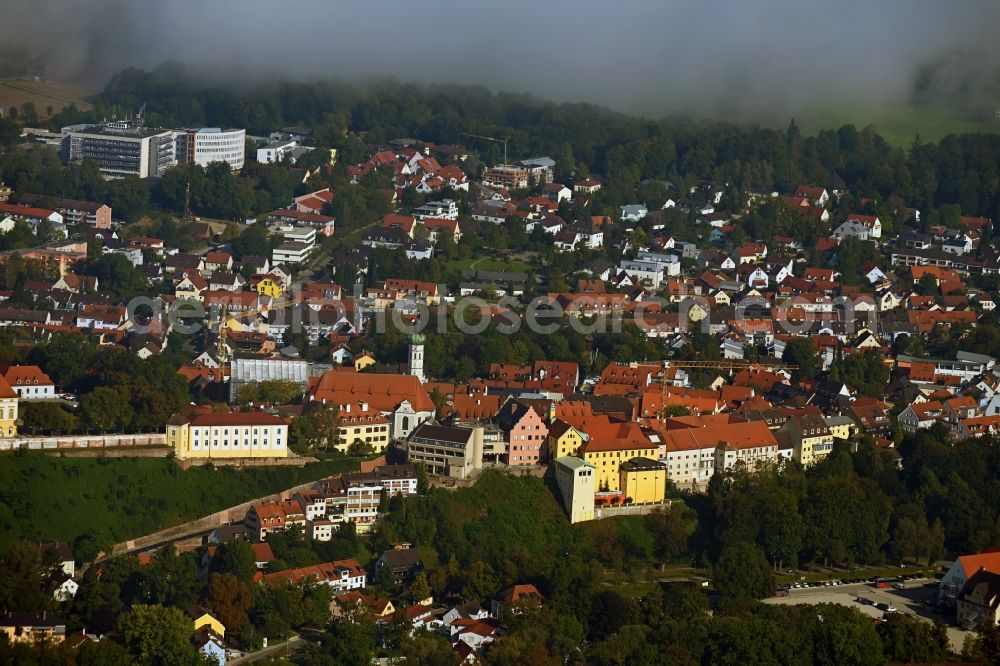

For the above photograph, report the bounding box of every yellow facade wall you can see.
[549,428,584,460]
[0,397,17,437]
[582,446,659,492]
[620,466,667,504]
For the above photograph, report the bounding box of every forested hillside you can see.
[0,454,359,557]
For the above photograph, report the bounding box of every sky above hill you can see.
[3,0,998,122]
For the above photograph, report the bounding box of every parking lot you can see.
[763,576,971,650]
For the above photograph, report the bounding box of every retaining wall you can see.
[0,433,166,451]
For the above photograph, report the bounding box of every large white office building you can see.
[176,127,246,170]
[62,118,246,179]
[62,121,177,179]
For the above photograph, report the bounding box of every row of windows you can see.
[587,449,654,459]
[16,386,51,395]
[193,427,280,436]
[191,438,283,449]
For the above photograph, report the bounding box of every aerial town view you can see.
[2,1,1000,664]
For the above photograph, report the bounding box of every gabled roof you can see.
[663,420,778,453]
[495,583,544,605]
[261,559,365,586]
[184,411,287,427]
[957,551,1000,579]
[4,365,54,387]
[451,394,502,420]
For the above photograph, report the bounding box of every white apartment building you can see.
[268,223,317,247]
[273,241,313,265]
[256,139,315,164]
[413,199,459,221]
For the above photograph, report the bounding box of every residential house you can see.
[260,560,367,592]
[662,421,779,489]
[374,545,424,584]
[204,251,233,273]
[0,612,66,645]
[547,419,586,459]
[941,551,1000,606]
[186,605,226,638]
[898,400,945,433]
[620,204,648,222]
[194,631,226,666]
[422,218,462,243]
[254,275,284,298]
[496,398,549,466]
[4,366,56,400]
[779,415,834,466]
[957,569,1000,629]
[491,584,544,616]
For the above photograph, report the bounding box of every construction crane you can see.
[463,132,511,165]
[663,360,798,371]
[657,360,798,422]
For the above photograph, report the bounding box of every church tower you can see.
[408,334,426,383]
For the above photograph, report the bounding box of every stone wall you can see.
[107,476,329,557]
[594,502,671,520]
[0,433,166,452]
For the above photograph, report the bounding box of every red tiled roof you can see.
[664,420,778,452]
[188,411,286,427]
[261,559,364,586]
[3,365,53,387]
[310,371,434,412]
[0,202,56,220]
[451,394,502,420]
[958,551,1000,578]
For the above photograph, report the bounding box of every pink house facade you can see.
[498,399,549,466]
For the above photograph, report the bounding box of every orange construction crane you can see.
[657,360,798,422]
[664,360,798,371]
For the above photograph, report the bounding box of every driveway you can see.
[228,635,304,664]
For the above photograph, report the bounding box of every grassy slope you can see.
[796,103,1000,147]
[0,453,359,550]
[0,79,96,113]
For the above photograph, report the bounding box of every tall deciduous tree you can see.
[204,572,252,632]
[212,539,257,582]
[116,604,199,666]
[712,542,775,600]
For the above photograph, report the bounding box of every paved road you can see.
[764,579,970,650]
[229,635,304,664]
